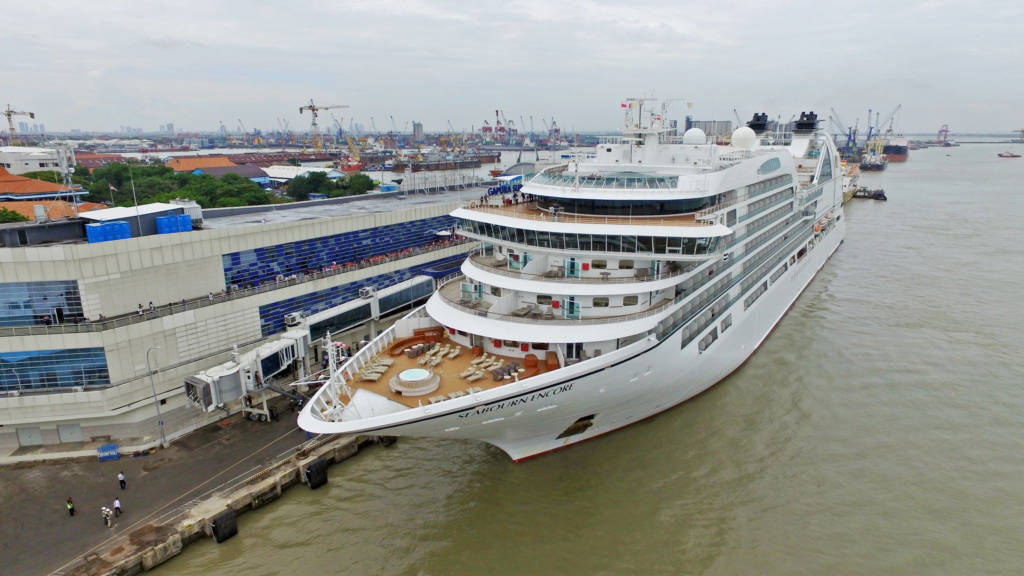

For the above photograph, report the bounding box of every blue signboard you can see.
[97,443,120,461]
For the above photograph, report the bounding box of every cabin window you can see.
[623,295,639,306]
[593,297,609,308]
[591,259,607,269]
[457,330,468,336]
[531,343,549,350]
[490,286,502,296]
[536,295,552,305]
[503,340,519,348]
[618,259,634,269]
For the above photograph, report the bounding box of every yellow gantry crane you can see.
[4,104,35,146]
[299,99,348,154]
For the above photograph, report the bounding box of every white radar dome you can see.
[731,126,758,150]
[682,127,707,145]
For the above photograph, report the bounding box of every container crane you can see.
[4,104,35,146]
[299,99,348,154]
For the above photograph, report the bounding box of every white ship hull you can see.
[301,218,843,461]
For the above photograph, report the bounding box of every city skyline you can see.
[3,0,1022,134]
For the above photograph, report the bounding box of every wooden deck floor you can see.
[345,344,553,408]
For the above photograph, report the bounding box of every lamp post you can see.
[146,345,167,448]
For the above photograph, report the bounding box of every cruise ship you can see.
[298,100,846,461]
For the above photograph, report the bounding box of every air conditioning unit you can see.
[358,287,376,299]
[284,312,303,326]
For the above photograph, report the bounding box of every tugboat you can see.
[852,187,887,201]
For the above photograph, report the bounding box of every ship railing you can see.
[462,202,716,228]
[467,253,696,284]
[436,276,675,325]
[0,239,472,338]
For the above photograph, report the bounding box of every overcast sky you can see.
[3,0,1021,135]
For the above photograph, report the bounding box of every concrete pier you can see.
[0,397,379,576]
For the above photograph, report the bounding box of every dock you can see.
[0,395,381,576]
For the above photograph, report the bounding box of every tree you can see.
[0,208,29,223]
[286,172,331,201]
[346,173,375,195]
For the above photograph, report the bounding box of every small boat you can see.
[997,151,1020,158]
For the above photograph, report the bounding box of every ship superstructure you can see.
[299,100,846,460]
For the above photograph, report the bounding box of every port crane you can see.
[828,107,859,151]
[879,104,902,137]
[4,104,35,146]
[299,99,348,154]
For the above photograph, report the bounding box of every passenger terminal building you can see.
[0,190,475,450]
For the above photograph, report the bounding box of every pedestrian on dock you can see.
[118,471,126,490]
[148,301,155,313]
[67,497,75,517]
[102,507,112,527]
[113,497,122,517]
[137,304,143,316]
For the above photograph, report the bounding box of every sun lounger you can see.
[429,357,442,367]
[466,372,484,383]
[428,395,446,404]
[460,367,476,378]
[359,372,381,382]
[468,386,483,394]
[448,390,468,399]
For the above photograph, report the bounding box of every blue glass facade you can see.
[258,253,465,336]
[222,215,457,288]
[0,281,84,327]
[0,348,110,391]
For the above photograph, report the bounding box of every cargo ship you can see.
[883,136,909,162]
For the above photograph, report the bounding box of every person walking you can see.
[148,301,155,313]
[102,507,112,528]
[67,497,75,517]
[117,471,126,490]
[113,497,122,517]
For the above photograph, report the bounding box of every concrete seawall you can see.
[62,434,373,576]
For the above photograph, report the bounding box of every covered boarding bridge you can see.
[304,275,436,359]
[184,276,434,415]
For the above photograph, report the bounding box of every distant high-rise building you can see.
[412,121,423,142]
[18,122,28,133]
[684,117,732,141]
[166,122,174,136]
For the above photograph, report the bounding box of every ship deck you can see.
[342,344,557,408]
[465,201,709,227]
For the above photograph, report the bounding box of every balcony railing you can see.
[467,253,696,285]
[436,275,674,326]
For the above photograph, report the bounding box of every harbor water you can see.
[162,144,1024,575]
